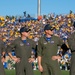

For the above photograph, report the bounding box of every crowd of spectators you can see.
[0,12,75,70]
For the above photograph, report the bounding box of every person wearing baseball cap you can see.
[20,27,31,33]
[7,26,36,75]
[44,24,54,31]
[37,24,64,75]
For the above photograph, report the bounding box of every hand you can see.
[52,56,61,60]
[28,58,35,63]
[38,65,43,72]
[12,57,20,63]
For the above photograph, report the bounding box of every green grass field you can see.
[5,69,69,75]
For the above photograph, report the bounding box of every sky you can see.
[0,0,75,16]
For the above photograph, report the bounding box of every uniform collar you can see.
[44,35,52,42]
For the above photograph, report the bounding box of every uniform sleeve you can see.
[57,37,64,46]
[67,37,71,49]
[67,34,74,50]
[37,38,43,56]
[1,41,5,53]
[32,40,36,49]
[6,40,16,53]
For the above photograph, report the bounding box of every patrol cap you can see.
[44,24,54,31]
[20,27,31,33]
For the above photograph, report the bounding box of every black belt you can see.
[71,50,75,53]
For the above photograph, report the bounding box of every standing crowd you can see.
[0,12,75,75]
